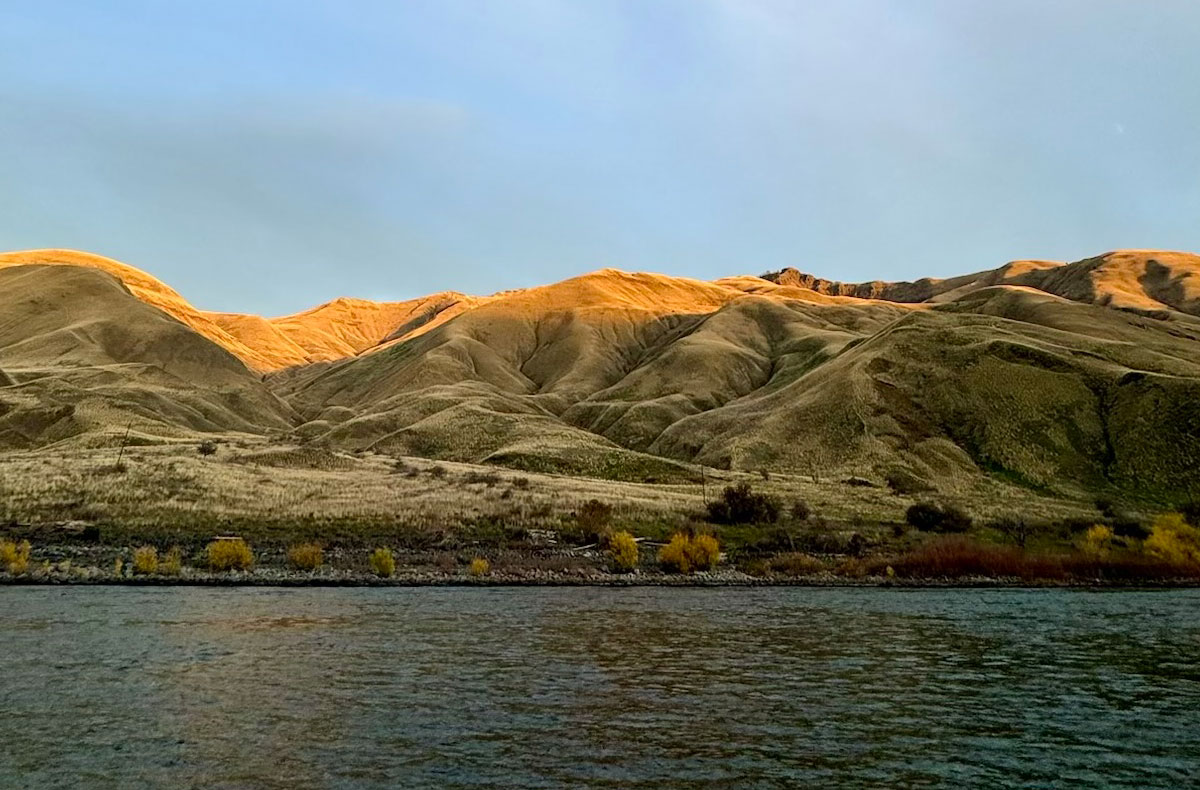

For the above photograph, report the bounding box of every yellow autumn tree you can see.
[1144,513,1200,566]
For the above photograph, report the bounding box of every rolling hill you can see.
[0,248,1197,505]
[0,263,295,448]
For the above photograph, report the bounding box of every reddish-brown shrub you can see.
[888,536,1063,580]
[1059,554,1200,581]
[886,536,1200,581]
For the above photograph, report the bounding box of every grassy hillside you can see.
[0,265,294,448]
[1,248,1197,511]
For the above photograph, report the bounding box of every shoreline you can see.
[6,533,1200,590]
[4,571,1199,589]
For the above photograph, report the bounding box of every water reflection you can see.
[1,587,1198,788]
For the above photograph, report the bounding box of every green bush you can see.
[906,503,943,531]
[1112,517,1148,540]
[939,506,973,533]
[989,517,1032,547]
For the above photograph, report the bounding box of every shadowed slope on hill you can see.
[651,286,1200,499]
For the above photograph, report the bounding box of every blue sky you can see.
[2,1,1199,315]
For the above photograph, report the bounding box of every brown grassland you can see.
[0,438,1096,549]
[4,437,1197,585]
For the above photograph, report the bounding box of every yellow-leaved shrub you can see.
[658,533,720,574]
[1144,513,1200,567]
[369,547,395,578]
[1080,525,1114,558]
[687,534,720,571]
[132,546,159,575]
[607,531,639,572]
[1,539,31,575]
[658,533,692,573]
[469,557,491,577]
[207,538,254,571]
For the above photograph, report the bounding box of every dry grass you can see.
[885,537,1041,579]
[0,444,704,541]
[756,552,827,577]
[490,554,591,575]
[0,439,1101,550]
[159,547,182,576]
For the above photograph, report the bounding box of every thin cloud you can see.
[2,0,1199,313]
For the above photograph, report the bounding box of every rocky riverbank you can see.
[3,562,1197,588]
[4,541,1199,588]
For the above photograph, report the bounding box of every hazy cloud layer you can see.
[2,0,1198,314]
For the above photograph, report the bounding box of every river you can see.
[2,587,1198,788]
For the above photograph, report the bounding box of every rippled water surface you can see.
[2,587,1199,789]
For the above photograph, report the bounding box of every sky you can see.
[2,0,1199,316]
